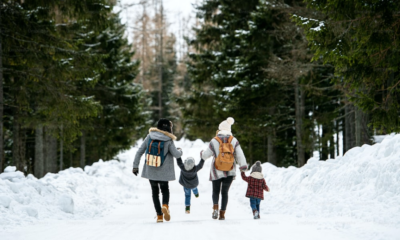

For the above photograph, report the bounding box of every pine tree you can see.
[0,0,148,176]
[183,0,346,166]
[77,11,149,166]
[294,0,400,132]
[1,1,110,174]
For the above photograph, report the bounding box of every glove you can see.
[132,168,139,176]
[177,147,183,154]
[200,150,204,158]
[239,165,248,172]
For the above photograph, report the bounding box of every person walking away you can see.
[201,117,248,220]
[241,161,270,219]
[132,119,182,223]
[176,157,205,213]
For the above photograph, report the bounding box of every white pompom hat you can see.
[218,117,235,135]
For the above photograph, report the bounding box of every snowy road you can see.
[1,137,400,240]
[0,174,386,240]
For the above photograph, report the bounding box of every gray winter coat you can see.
[133,128,182,181]
[177,158,205,189]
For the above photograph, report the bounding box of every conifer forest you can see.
[1,0,399,176]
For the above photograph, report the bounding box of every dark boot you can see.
[219,210,225,220]
[212,204,218,219]
[185,206,190,214]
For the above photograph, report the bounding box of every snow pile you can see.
[0,159,138,227]
[242,134,400,226]
[1,134,400,230]
[0,138,201,228]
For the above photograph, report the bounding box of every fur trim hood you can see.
[149,127,177,140]
[250,172,264,179]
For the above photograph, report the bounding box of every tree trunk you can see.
[69,150,73,168]
[12,110,24,171]
[267,132,277,166]
[361,113,370,145]
[80,131,85,169]
[0,9,4,173]
[350,105,356,148]
[34,125,44,178]
[158,1,164,119]
[248,138,253,166]
[267,107,277,165]
[295,80,305,167]
[59,126,63,171]
[321,125,328,160]
[336,120,340,156]
[44,127,58,173]
[329,129,335,159]
[344,106,348,153]
[345,103,357,153]
[355,107,362,147]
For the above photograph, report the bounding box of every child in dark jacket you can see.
[241,161,269,219]
[176,157,205,214]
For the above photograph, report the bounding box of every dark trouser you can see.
[149,180,169,215]
[212,176,233,211]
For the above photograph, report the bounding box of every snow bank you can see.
[240,134,400,226]
[0,137,204,228]
[1,134,399,229]
[0,159,137,228]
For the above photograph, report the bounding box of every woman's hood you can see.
[149,127,177,141]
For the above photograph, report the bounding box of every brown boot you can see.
[212,204,218,219]
[157,214,163,223]
[162,204,170,221]
[219,210,225,220]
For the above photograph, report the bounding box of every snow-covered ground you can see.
[1,136,400,240]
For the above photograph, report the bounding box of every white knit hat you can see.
[218,117,235,135]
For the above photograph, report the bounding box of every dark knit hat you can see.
[157,118,173,133]
[251,161,262,173]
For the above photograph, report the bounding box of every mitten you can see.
[132,168,139,176]
[177,147,183,154]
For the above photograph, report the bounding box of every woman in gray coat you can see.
[132,119,182,223]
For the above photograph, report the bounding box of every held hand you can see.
[200,150,204,158]
[132,168,139,176]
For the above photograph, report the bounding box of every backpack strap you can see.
[214,136,234,144]
[157,142,161,155]
[147,140,154,163]
[214,136,223,144]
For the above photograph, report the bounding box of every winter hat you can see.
[157,118,173,133]
[218,117,235,135]
[184,157,195,171]
[251,161,262,173]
